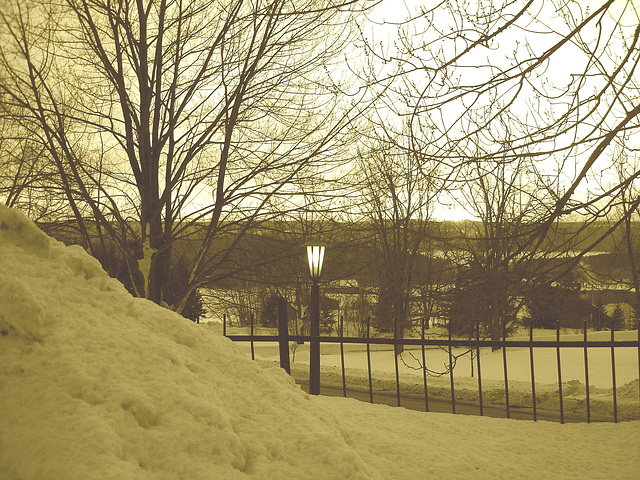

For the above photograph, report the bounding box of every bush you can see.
[524,283,595,330]
[446,283,517,339]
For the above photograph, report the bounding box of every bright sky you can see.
[363,0,640,222]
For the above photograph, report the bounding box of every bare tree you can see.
[355,125,441,351]
[349,0,640,348]
[0,0,373,314]
[610,141,640,326]
[0,116,48,213]
[357,0,640,253]
[448,135,556,343]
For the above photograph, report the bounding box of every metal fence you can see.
[222,300,640,424]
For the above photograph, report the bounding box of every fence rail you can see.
[222,303,640,424]
[224,334,639,349]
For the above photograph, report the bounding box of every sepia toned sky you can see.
[360,0,640,221]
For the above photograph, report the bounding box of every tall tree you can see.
[449,133,557,343]
[354,1,640,345]
[610,141,640,323]
[358,0,640,262]
[0,0,372,313]
[356,126,441,350]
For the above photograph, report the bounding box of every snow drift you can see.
[1,204,639,479]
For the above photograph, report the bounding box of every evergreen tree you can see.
[524,283,594,330]
[259,292,280,328]
[610,305,625,331]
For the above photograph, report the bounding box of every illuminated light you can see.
[306,244,325,279]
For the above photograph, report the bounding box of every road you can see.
[295,380,614,423]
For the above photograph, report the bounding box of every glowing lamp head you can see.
[306,244,325,279]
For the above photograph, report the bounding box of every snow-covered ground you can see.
[226,328,640,422]
[1,204,639,479]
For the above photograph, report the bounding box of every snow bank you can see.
[0,206,373,479]
[1,204,639,479]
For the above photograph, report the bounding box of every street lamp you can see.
[307,244,325,279]
[306,243,325,395]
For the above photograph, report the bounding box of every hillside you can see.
[1,204,639,479]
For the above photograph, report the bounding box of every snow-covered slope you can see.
[0,206,373,479]
[1,204,639,479]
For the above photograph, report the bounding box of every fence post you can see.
[583,318,590,423]
[556,320,564,424]
[309,281,320,395]
[393,317,401,407]
[421,316,429,412]
[366,316,373,404]
[340,315,346,397]
[476,317,484,417]
[448,318,456,414]
[502,317,510,419]
[611,317,618,423]
[529,319,537,422]
[278,297,291,375]
[250,313,255,361]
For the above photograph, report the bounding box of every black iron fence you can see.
[222,299,640,424]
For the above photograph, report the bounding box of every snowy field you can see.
[224,326,640,385]
[1,204,640,479]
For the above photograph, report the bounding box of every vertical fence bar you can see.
[611,319,618,423]
[223,313,227,337]
[422,317,429,412]
[638,322,640,416]
[340,315,346,398]
[277,297,290,375]
[476,319,483,417]
[250,313,255,361]
[529,320,537,422]
[502,318,510,419]
[394,317,401,407]
[583,318,591,423]
[556,320,564,424]
[366,316,373,404]
[448,320,456,414]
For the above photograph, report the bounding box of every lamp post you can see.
[306,243,325,395]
